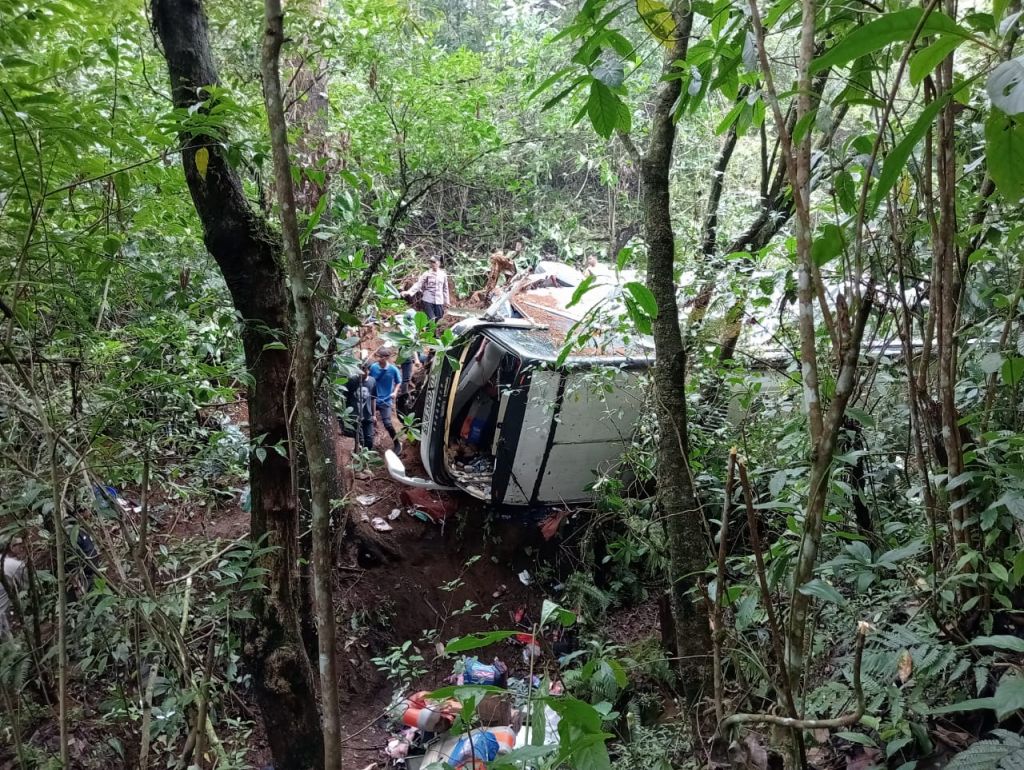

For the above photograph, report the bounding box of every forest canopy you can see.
[1,0,1023,768]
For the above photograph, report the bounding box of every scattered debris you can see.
[400,487,459,523]
[518,570,532,586]
[388,508,402,521]
[384,637,563,770]
[356,493,379,507]
[370,516,393,532]
[459,657,509,687]
[492,584,507,599]
[398,691,459,732]
[450,727,515,765]
[539,509,570,541]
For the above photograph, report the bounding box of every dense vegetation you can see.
[1,0,1022,768]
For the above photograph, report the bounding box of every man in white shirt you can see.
[403,256,450,321]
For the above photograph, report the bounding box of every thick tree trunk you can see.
[640,10,712,703]
[150,2,324,767]
[261,3,343,767]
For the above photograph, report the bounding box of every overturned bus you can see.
[385,262,654,508]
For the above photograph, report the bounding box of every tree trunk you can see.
[640,10,711,703]
[283,0,347,666]
[261,3,342,767]
[150,2,324,766]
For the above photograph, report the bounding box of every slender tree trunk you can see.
[284,0,346,665]
[261,4,342,768]
[150,2,324,766]
[640,9,711,703]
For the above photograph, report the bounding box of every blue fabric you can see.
[369,362,401,406]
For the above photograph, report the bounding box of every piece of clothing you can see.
[409,269,450,306]
[357,375,376,420]
[369,362,402,406]
[400,359,415,395]
[424,302,444,321]
[376,400,398,440]
[359,418,374,450]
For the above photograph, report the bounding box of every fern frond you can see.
[946,731,1024,770]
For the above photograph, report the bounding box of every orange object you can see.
[490,726,516,752]
[399,691,459,732]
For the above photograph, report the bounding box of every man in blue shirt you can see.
[369,347,402,453]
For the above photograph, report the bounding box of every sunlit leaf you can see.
[195,146,209,181]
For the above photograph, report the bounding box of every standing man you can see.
[369,347,403,453]
[355,364,377,452]
[403,256,450,321]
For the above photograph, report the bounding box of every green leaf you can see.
[909,36,963,85]
[623,282,658,318]
[427,684,507,700]
[797,578,847,606]
[870,91,955,213]
[616,246,633,271]
[836,731,878,747]
[811,9,970,74]
[102,235,122,256]
[811,223,845,267]
[985,108,1024,201]
[1001,356,1024,385]
[834,170,857,214]
[541,599,577,628]
[529,66,573,101]
[876,539,925,566]
[637,0,677,44]
[568,274,597,308]
[990,563,1010,582]
[586,80,626,139]
[969,635,1024,652]
[445,630,520,653]
[981,352,1005,374]
[993,676,1024,720]
[930,696,997,715]
[491,745,560,767]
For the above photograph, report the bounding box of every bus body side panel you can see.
[504,368,560,505]
[533,369,643,503]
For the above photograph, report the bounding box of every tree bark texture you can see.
[150,2,324,766]
[640,9,712,704]
[261,3,343,767]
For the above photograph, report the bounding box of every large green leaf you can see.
[993,676,1024,720]
[797,578,847,606]
[811,223,845,267]
[623,281,658,318]
[909,36,964,85]
[986,108,1024,201]
[870,92,953,213]
[586,80,628,138]
[1001,356,1024,385]
[811,9,969,74]
[969,635,1024,653]
[445,630,520,653]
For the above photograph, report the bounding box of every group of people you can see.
[347,252,609,454]
[348,256,450,454]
